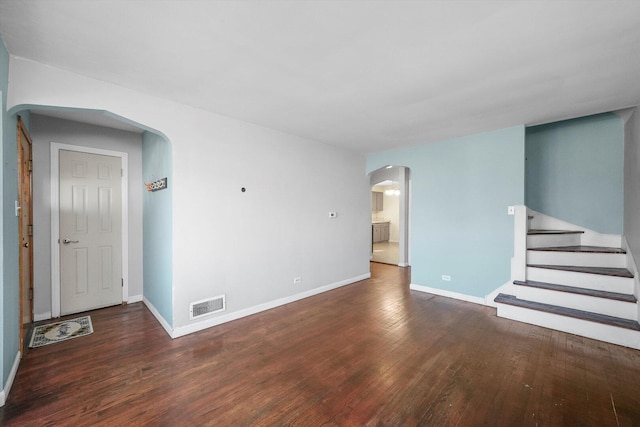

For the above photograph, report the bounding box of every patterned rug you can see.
[29,316,93,348]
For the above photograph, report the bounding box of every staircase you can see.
[495,211,640,350]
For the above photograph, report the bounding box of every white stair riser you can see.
[581,234,622,248]
[526,267,634,294]
[514,286,637,320]
[496,304,640,350]
[527,234,581,248]
[526,251,626,268]
[528,210,622,248]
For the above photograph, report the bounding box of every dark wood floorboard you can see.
[2,263,640,426]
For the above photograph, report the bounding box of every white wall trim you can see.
[484,280,514,308]
[0,351,21,407]
[34,311,52,322]
[128,294,143,304]
[410,283,486,306]
[171,273,371,339]
[143,296,173,338]
[50,142,129,317]
[621,236,640,321]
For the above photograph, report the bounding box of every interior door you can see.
[59,149,123,315]
[17,117,33,350]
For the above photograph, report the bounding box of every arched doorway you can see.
[11,106,173,325]
[368,166,410,267]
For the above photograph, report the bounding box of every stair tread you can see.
[527,264,634,278]
[494,293,640,331]
[513,280,637,303]
[528,229,584,235]
[528,245,626,254]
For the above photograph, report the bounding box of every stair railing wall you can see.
[622,236,640,322]
[511,205,528,283]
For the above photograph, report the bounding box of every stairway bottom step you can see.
[494,294,640,331]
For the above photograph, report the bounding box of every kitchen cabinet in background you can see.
[371,191,383,212]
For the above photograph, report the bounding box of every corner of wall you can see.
[0,350,20,407]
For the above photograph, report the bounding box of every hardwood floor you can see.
[2,263,640,426]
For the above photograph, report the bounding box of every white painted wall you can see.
[622,107,640,321]
[8,57,370,331]
[29,114,143,319]
[623,109,640,266]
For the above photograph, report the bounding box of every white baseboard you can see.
[484,280,514,308]
[0,351,21,407]
[143,297,173,338]
[410,283,486,306]
[128,294,143,304]
[34,311,52,322]
[172,273,371,339]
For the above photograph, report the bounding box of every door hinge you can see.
[28,224,33,236]
[28,160,33,172]
[121,168,124,177]
[121,278,124,287]
[29,288,33,301]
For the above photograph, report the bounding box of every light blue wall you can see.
[526,113,624,234]
[367,126,525,297]
[142,131,173,325]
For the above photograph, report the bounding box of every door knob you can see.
[23,242,29,248]
[63,239,79,244]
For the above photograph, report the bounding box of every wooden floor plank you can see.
[2,263,640,426]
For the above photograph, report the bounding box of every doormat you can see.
[29,316,93,348]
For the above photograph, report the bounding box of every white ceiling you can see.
[1,1,639,153]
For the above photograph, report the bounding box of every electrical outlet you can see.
[442,275,451,281]
[293,277,302,284]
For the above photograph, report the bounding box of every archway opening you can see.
[368,165,410,268]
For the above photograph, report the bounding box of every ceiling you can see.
[1,1,639,153]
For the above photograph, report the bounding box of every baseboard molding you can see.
[34,311,52,322]
[172,272,371,339]
[128,294,143,304]
[0,351,21,407]
[410,283,486,306]
[484,280,514,308]
[143,297,173,338]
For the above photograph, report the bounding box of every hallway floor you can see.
[372,241,399,265]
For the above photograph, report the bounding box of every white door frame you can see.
[369,165,411,267]
[50,142,129,318]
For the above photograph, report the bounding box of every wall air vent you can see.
[190,295,226,320]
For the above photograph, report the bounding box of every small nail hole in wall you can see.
[241,187,246,192]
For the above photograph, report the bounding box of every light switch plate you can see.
[507,206,515,215]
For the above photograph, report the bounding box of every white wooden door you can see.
[59,150,122,315]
